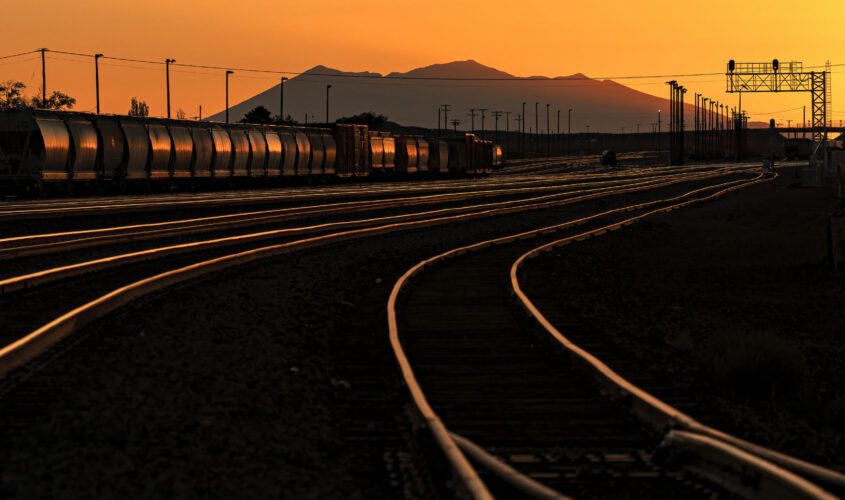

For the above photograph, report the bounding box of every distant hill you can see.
[208,60,739,133]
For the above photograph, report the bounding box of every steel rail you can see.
[0,168,740,296]
[0,168,746,383]
[386,173,771,499]
[0,163,742,219]
[0,167,728,260]
[510,175,844,497]
[0,171,712,259]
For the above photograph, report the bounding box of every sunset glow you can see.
[4,0,844,125]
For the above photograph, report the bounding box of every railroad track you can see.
[0,164,786,497]
[387,172,845,498]
[0,166,726,261]
[0,165,751,378]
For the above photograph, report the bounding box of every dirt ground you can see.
[523,174,845,468]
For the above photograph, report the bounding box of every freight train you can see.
[0,110,503,195]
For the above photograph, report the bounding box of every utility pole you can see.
[325,84,332,123]
[479,108,487,135]
[516,114,523,157]
[280,77,288,122]
[442,104,451,132]
[199,105,202,121]
[468,109,477,132]
[568,108,572,154]
[94,53,103,114]
[546,104,550,156]
[165,58,175,119]
[557,109,560,156]
[504,111,511,141]
[437,107,441,136]
[519,101,525,158]
[451,119,460,131]
[534,102,539,153]
[491,111,502,142]
[40,48,47,108]
[657,109,662,160]
[225,70,234,124]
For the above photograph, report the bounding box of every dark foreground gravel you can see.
[522,175,845,468]
[0,180,709,498]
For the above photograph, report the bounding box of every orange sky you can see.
[4,0,844,127]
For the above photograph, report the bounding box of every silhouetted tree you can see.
[175,108,187,120]
[0,81,75,111]
[129,97,149,117]
[241,105,273,124]
[0,80,29,110]
[336,111,388,129]
[31,87,76,110]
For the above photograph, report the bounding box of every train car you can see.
[208,125,233,179]
[93,114,126,183]
[146,119,173,180]
[0,109,501,195]
[428,139,449,174]
[62,113,99,183]
[167,120,194,180]
[446,133,474,175]
[415,137,430,173]
[263,128,283,177]
[322,130,337,176]
[293,130,311,176]
[246,126,268,178]
[492,144,503,169]
[0,110,70,192]
[306,130,325,175]
[395,136,418,174]
[120,116,151,181]
[277,128,297,176]
[335,124,369,177]
[190,123,214,180]
[227,126,250,178]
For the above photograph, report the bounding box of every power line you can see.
[47,48,730,82]
[0,50,39,61]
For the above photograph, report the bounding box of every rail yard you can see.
[0,146,842,498]
[3,1,844,496]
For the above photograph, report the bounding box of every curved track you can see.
[387,172,842,498]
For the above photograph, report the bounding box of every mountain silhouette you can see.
[209,60,727,133]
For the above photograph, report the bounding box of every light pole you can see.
[326,84,332,123]
[442,104,451,132]
[534,102,539,153]
[546,104,550,155]
[479,108,487,135]
[165,58,175,119]
[94,53,103,114]
[468,109,476,132]
[280,77,288,122]
[225,70,234,124]
[568,108,572,154]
